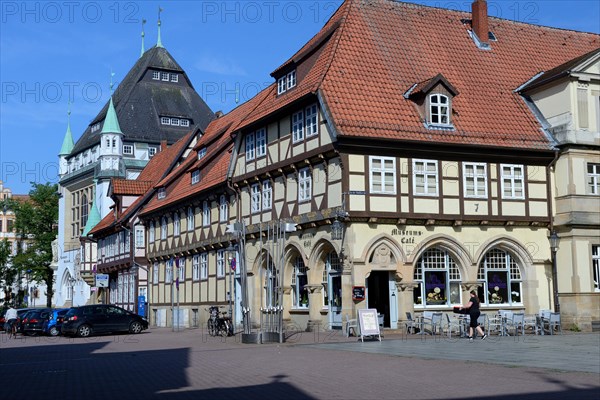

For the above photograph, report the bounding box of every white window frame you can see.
[277,76,287,95]
[246,132,255,161]
[153,262,159,283]
[180,119,189,127]
[171,118,180,126]
[217,250,225,278]
[173,213,180,236]
[305,104,318,137]
[251,183,261,213]
[255,128,266,157]
[161,117,171,125]
[429,94,450,125]
[413,159,439,196]
[292,110,304,143]
[463,162,488,198]
[298,167,312,202]
[191,170,200,185]
[202,200,210,227]
[149,221,155,243]
[148,147,157,157]
[160,216,167,240]
[200,253,208,280]
[370,156,396,194]
[187,207,194,231]
[587,163,600,195]
[152,71,160,80]
[287,70,297,89]
[501,164,525,199]
[135,226,144,248]
[262,180,272,210]
[123,144,133,155]
[161,72,169,81]
[166,259,173,283]
[219,195,228,222]
[198,147,207,160]
[192,255,200,281]
[178,257,185,281]
[592,245,600,292]
[170,74,178,82]
[157,187,166,199]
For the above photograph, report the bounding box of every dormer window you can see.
[197,147,207,160]
[429,94,450,125]
[148,147,157,158]
[161,72,169,81]
[123,145,133,155]
[157,188,166,199]
[191,170,200,185]
[405,73,458,131]
[277,69,296,95]
[170,74,178,82]
[152,71,160,80]
[277,77,287,95]
[161,116,190,127]
[91,123,100,133]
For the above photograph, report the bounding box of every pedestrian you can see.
[460,290,487,342]
[4,306,17,331]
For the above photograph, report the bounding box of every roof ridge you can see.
[315,0,354,93]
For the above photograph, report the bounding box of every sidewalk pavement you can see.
[1,327,599,400]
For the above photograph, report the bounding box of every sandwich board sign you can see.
[96,274,109,288]
[358,308,381,342]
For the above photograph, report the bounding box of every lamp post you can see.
[225,245,237,332]
[549,231,560,313]
[69,276,76,307]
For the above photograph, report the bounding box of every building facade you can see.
[55,32,214,307]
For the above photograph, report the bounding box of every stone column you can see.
[282,286,292,322]
[306,284,323,332]
[398,282,419,317]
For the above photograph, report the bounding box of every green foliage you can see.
[0,183,59,307]
[570,324,581,332]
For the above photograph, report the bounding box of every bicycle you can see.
[206,306,233,337]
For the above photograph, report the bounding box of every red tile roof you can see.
[89,131,196,236]
[111,179,153,196]
[140,88,271,216]
[237,0,599,150]
[314,0,599,150]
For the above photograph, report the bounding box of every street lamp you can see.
[225,244,238,332]
[69,276,76,307]
[549,231,560,313]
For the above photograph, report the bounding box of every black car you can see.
[22,309,52,336]
[61,305,148,337]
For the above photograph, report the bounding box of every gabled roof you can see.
[406,73,459,98]
[69,46,214,156]
[518,47,600,92]
[234,0,599,151]
[312,0,600,150]
[88,130,196,236]
[139,87,270,216]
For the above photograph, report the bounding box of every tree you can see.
[4,183,59,307]
[0,239,16,306]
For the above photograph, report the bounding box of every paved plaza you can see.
[1,328,599,399]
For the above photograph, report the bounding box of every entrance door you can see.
[326,252,343,328]
[367,271,390,327]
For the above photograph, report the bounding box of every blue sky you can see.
[1,0,599,194]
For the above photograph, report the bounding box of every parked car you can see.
[42,308,69,336]
[61,305,148,337]
[14,308,38,334]
[22,309,52,336]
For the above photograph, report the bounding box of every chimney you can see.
[472,0,489,44]
[160,140,167,151]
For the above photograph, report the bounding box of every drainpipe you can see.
[547,150,560,313]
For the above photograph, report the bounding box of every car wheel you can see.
[77,324,92,338]
[129,321,143,334]
[49,326,59,337]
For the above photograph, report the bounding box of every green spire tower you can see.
[101,71,122,134]
[59,102,75,156]
[157,7,164,48]
[82,181,101,236]
[140,19,146,58]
